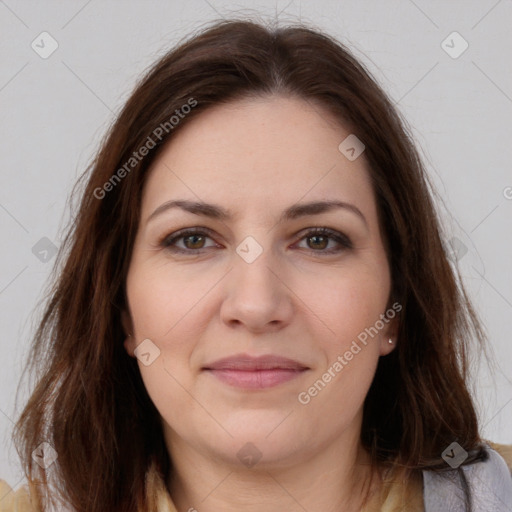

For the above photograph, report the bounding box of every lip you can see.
[202,353,309,389]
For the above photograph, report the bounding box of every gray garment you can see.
[423,445,512,511]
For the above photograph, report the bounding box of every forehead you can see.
[141,95,377,226]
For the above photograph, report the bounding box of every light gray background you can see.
[1,0,511,490]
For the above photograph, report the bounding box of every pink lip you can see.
[202,354,309,389]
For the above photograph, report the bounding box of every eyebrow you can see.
[147,199,368,228]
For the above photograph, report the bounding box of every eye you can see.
[160,227,219,253]
[295,227,352,254]
[159,226,352,255]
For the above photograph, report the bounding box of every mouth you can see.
[202,354,309,389]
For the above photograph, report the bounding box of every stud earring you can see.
[388,338,394,344]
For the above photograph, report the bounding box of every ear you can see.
[121,310,136,357]
[379,314,400,356]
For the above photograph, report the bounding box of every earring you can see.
[388,338,393,344]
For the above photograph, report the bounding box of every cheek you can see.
[296,266,388,418]
[297,266,389,347]
[127,262,216,342]
[296,276,384,413]
[126,264,216,408]
[299,351,378,435]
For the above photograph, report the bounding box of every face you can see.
[123,95,397,470]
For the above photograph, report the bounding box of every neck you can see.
[166,435,381,512]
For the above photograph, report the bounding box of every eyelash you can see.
[159,226,353,256]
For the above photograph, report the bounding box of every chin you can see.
[214,437,305,471]
[200,414,312,470]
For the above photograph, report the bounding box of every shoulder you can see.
[1,466,177,512]
[0,480,37,512]
[423,441,512,512]
[489,441,512,474]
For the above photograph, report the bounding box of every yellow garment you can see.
[1,442,511,512]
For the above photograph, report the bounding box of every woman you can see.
[1,19,511,512]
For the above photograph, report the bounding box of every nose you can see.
[219,245,294,334]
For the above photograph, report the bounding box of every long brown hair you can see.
[14,18,487,511]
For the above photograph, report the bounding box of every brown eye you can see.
[307,234,329,250]
[160,226,352,256]
[160,227,218,253]
[182,234,206,250]
[297,227,353,254]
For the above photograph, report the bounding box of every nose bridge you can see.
[232,234,280,299]
[220,234,292,330]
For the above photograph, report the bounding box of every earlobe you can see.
[123,335,136,357]
[379,316,399,356]
[121,310,133,337]
[380,337,396,356]
[121,310,135,357]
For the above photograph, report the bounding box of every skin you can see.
[123,95,398,512]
